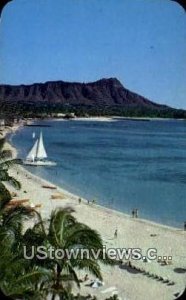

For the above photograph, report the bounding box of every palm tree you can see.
[1,209,63,299]
[0,138,44,299]
[0,207,115,299]
[0,138,21,206]
[22,207,115,300]
[0,202,53,300]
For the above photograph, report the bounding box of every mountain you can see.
[0,78,165,107]
[0,78,185,118]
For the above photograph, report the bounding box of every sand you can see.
[1,126,186,300]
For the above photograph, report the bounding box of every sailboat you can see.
[24,132,56,166]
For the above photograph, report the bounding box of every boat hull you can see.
[23,160,56,166]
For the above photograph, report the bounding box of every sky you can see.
[0,0,186,109]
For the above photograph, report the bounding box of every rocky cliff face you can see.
[0,78,167,110]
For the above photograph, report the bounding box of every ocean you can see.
[10,118,186,228]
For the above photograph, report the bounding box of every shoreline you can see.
[7,135,182,233]
[53,116,186,121]
[14,165,185,233]
[21,116,186,123]
[3,122,185,232]
[2,123,186,300]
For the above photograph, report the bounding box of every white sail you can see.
[26,139,38,161]
[24,132,56,166]
[32,132,35,139]
[36,132,47,159]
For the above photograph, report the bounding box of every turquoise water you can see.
[11,119,186,228]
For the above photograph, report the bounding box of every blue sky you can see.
[0,0,186,109]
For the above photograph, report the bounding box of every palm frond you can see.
[13,268,52,286]
[2,206,34,237]
[0,138,5,152]
[62,264,80,288]
[0,182,11,209]
[48,207,76,248]
[6,175,21,189]
[0,169,9,181]
[32,209,47,237]
[1,266,52,298]
[73,258,102,281]
[0,150,12,160]
[64,225,103,250]
[0,227,15,251]
[23,227,46,249]
[0,158,22,170]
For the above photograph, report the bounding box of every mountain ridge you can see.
[0,77,185,118]
[0,77,167,108]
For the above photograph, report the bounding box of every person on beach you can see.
[84,274,89,282]
[114,229,118,238]
[78,198,81,204]
[184,221,186,231]
[132,209,135,218]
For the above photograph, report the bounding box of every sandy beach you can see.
[1,128,186,300]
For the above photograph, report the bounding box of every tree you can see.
[0,207,115,299]
[22,207,115,299]
[0,203,52,300]
[0,138,21,207]
[0,139,41,299]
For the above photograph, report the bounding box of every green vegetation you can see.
[0,138,21,203]
[0,205,115,299]
[21,207,114,299]
[1,101,186,119]
[0,138,116,299]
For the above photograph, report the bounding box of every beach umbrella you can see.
[0,0,13,17]
[91,279,104,288]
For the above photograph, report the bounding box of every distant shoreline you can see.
[3,123,182,231]
[26,116,186,123]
